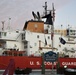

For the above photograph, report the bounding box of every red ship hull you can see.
[0,56,76,70]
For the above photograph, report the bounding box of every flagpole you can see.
[61,25,63,37]
[51,3,55,74]
[68,24,70,41]
[41,53,45,75]
[51,3,55,51]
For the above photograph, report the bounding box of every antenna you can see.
[43,2,47,15]
[52,3,55,22]
[1,21,5,31]
[7,18,11,31]
[61,25,63,37]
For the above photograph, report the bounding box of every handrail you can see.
[3,59,15,75]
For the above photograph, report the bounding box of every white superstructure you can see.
[0,20,76,58]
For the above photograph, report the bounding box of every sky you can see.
[0,0,76,30]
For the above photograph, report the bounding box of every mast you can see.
[43,2,47,15]
[43,2,55,51]
[51,3,55,74]
[1,21,5,31]
[7,18,11,31]
[51,3,55,51]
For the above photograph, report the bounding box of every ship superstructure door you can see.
[23,41,30,56]
[0,40,6,55]
[0,40,6,48]
[21,32,30,55]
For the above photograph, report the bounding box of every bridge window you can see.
[22,33,25,40]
